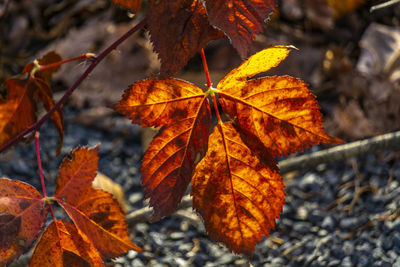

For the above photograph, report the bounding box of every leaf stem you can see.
[35,131,56,221]
[0,18,147,154]
[200,48,212,88]
[200,49,223,123]
[38,53,96,72]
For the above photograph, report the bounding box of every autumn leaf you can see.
[217,46,342,156]
[55,145,99,204]
[30,220,104,266]
[0,79,36,149]
[113,78,211,221]
[191,122,285,256]
[115,46,341,256]
[0,178,48,266]
[113,0,141,12]
[54,146,142,258]
[147,0,223,77]
[206,0,277,58]
[0,51,64,154]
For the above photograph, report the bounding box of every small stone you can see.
[175,258,187,266]
[321,216,335,231]
[270,257,285,266]
[129,192,143,204]
[131,258,145,267]
[372,247,383,259]
[341,256,352,267]
[318,229,328,237]
[357,255,370,266]
[293,222,311,235]
[382,236,393,250]
[393,232,400,247]
[340,217,358,230]
[296,206,308,220]
[127,250,138,259]
[343,241,354,256]
[170,232,185,240]
[327,259,341,266]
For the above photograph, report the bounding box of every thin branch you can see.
[0,18,147,154]
[370,0,400,12]
[127,130,400,225]
[278,130,400,174]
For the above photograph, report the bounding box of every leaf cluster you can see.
[113,46,341,255]
[0,146,141,266]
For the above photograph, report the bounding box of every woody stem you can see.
[200,49,222,123]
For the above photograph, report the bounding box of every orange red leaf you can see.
[0,79,36,149]
[55,146,100,204]
[113,78,211,221]
[57,187,142,258]
[113,0,141,12]
[217,46,342,156]
[191,123,285,256]
[30,220,104,266]
[147,0,223,77]
[54,146,142,258]
[206,0,276,57]
[0,51,64,154]
[0,178,48,266]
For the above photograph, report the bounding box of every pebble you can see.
[339,217,358,230]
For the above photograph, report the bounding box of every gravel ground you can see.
[1,108,400,267]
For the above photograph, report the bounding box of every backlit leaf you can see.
[54,146,142,259]
[206,0,277,57]
[147,0,223,77]
[191,123,285,256]
[0,79,36,149]
[0,178,48,266]
[30,220,104,267]
[24,51,64,155]
[113,78,208,127]
[57,187,143,259]
[113,78,211,221]
[217,46,342,156]
[113,0,141,12]
[0,51,64,154]
[55,146,100,204]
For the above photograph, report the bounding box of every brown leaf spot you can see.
[0,213,21,249]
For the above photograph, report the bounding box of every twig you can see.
[370,0,400,12]
[0,18,147,154]
[127,130,400,224]
[278,130,400,174]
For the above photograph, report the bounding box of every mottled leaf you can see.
[0,51,64,154]
[57,187,142,259]
[0,178,48,266]
[191,123,285,256]
[206,0,277,57]
[55,146,100,204]
[113,78,211,221]
[53,146,142,258]
[147,0,223,77]
[217,46,342,156]
[30,220,104,267]
[0,79,36,149]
